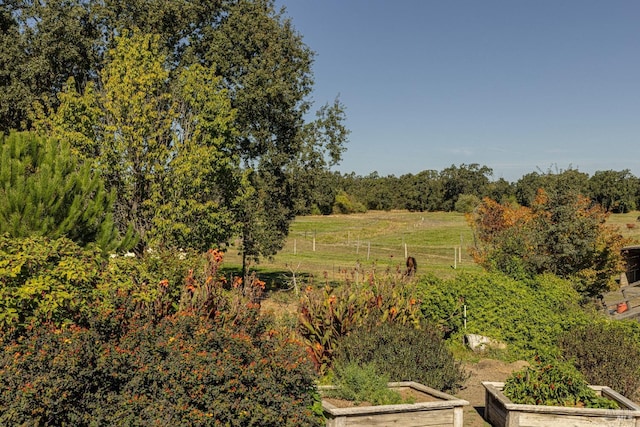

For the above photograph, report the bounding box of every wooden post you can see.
[313,231,316,252]
[404,243,408,260]
[367,242,371,260]
[294,239,297,255]
[454,247,457,269]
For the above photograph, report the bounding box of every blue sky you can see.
[274,0,640,183]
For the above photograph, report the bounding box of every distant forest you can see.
[301,163,640,215]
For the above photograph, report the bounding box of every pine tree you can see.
[0,131,131,251]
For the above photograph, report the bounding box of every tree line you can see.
[302,163,640,215]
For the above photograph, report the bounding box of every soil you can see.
[454,359,530,427]
[323,386,440,408]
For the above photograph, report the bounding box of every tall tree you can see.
[588,169,638,213]
[440,163,493,211]
[15,0,349,265]
[0,0,101,132]
[201,0,347,273]
[37,30,239,253]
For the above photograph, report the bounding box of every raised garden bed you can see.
[320,381,469,427]
[483,381,640,427]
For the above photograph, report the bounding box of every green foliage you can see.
[558,321,640,401]
[298,275,422,374]
[324,362,405,406]
[0,131,127,251]
[0,236,103,334]
[504,356,619,409]
[333,320,468,393]
[440,163,493,211]
[454,194,480,213]
[514,168,590,208]
[589,169,638,213]
[332,190,367,214]
[418,273,591,360]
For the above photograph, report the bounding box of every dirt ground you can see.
[454,359,530,427]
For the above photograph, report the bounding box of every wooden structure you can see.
[483,381,640,427]
[321,382,468,427]
[603,245,640,321]
[622,245,640,284]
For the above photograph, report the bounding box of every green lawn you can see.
[224,210,482,286]
[223,210,640,289]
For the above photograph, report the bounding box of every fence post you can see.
[454,247,457,269]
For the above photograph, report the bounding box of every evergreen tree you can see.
[0,131,128,251]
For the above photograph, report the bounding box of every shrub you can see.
[454,194,480,213]
[332,320,467,393]
[418,272,591,360]
[503,356,618,409]
[558,321,640,401]
[468,193,630,298]
[298,275,423,374]
[324,362,405,406]
[0,236,103,335]
[0,324,106,425]
[0,249,322,426]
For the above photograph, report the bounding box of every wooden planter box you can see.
[483,381,640,427]
[320,381,469,427]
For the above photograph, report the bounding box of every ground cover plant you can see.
[322,362,409,406]
[417,272,592,360]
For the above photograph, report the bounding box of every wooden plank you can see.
[518,412,637,427]
[336,409,453,426]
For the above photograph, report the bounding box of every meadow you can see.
[225,210,640,288]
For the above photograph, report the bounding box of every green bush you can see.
[332,320,467,393]
[324,362,405,406]
[503,356,618,408]
[454,193,480,213]
[418,272,591,360]
[0,236,103,335]
[558,321,640,401]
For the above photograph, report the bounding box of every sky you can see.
[274,0,640,183]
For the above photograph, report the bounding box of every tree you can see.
[0,0,101,132]
[399,170,444,212]
[38,30,239,253]
[15,0,349,267]
[0,131,125,250]
[202,0,347,273]
[515,167,589,207]
[469,189,630,298]
[588,169,638,213]
[440,163,493,211]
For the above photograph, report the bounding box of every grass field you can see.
[223,211,480,286]
[222,210,640,289]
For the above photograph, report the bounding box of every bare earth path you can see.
[454,359,530,427]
